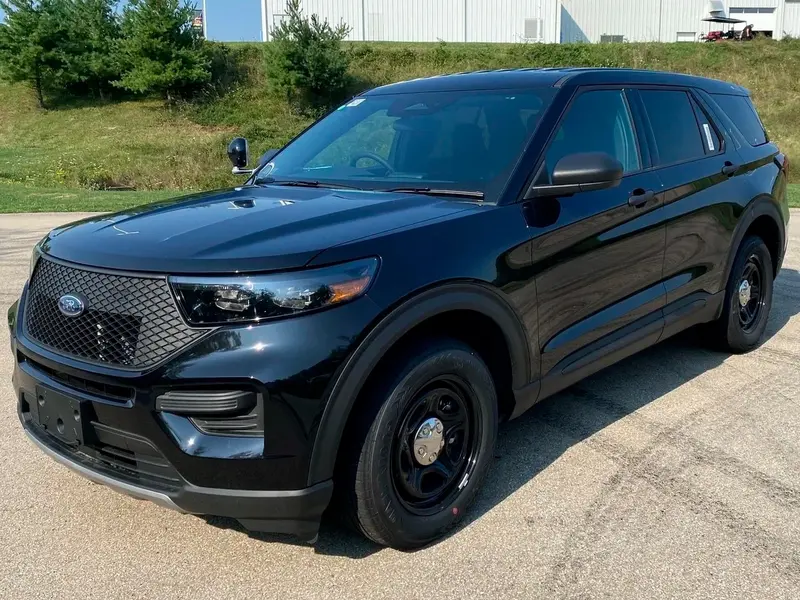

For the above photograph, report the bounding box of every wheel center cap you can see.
[738,280,751,307]
[413,417,445,466]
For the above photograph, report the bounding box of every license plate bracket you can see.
[31,386,88,447]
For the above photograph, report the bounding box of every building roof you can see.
[365,68,749,96]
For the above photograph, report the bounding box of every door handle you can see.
[722,161,739,177]
[628,189,654,208]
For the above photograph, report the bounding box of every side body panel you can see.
[646,88,783,331]
[522,85,668,396]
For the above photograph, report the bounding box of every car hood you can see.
[41,185,474,273]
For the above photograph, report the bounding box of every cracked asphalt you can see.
[1,211,798,600]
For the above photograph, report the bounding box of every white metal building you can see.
[260,0,800,43]
[561,0,800,43]
[262,0,561,43]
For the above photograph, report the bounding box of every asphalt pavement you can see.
[1,212,799,600]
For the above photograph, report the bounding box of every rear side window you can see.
[711,94,767,146]
[639,90,705,166]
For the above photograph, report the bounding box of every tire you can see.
[711,235,774,353]
[339,338,498,549]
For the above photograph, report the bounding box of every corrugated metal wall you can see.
[363,0,466,42]
[560,0,791,42]
[561,0,659,42]
[782,1,800,36]
[466,0,557,43]
[658,0,717,42]
[263,0,559,43]
[262,1,800,44]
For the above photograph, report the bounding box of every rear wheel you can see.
[340,339,498,549]
[711,235,774,353]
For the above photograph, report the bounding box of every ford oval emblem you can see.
[58,294,86,318]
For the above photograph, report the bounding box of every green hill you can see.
[2,39,800,211]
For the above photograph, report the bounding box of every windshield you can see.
[254,88,556,202]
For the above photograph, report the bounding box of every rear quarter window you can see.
[711,94,768,146]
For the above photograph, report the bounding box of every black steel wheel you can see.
[737,254,765,332]
[340,339,498,549]
[710,235,774,353]
[391,376,480,516]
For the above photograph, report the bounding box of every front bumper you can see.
[9,284,381,539]
[22,421,332,539]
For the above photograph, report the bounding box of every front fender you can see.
[306,282,531,486]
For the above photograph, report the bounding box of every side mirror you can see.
[257,149,279,168]
[528,152,624,198]
[227,137,252,175]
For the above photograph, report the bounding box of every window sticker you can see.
[703,123,715,152]
[337,98,366,111]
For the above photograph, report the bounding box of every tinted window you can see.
[255,89,556,202]
[538,89,640,184]
[640,90,705,165]
[711,94,767,146]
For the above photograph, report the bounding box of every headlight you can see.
[170,258,379,326]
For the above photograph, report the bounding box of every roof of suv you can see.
[365,68,749,96]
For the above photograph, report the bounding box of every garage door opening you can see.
[729,7,776,37]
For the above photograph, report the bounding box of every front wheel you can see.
[340,339,498,549]
[711,235,774,353]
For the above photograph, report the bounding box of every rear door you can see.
[634,86,751,335]
[526,87,666,392]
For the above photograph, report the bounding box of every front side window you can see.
[537,89,640,185]
[256,89,556,202]
[640,90,706,165]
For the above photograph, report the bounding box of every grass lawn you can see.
[789,183,800,208]
[1,181,798,214]
[0,183,177,213]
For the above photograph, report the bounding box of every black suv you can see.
[9,69,789,549]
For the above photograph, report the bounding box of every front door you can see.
[524,87,667,394]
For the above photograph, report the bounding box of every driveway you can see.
[1,212,799,600]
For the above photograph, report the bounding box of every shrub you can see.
[268,0,351,110]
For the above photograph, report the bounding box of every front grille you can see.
[24,257,208,369]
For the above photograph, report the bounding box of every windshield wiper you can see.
[257,177,361,190]
[385,187,485,200]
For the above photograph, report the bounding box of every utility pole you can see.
[657,0,663,41]
[202,0,208,39]
[464,0,468,42]
[261,0,268,42]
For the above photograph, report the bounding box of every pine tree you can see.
[114,0,210,103]
[269,0,351,109]
[0,0,73,108]
[63,0,121,100]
